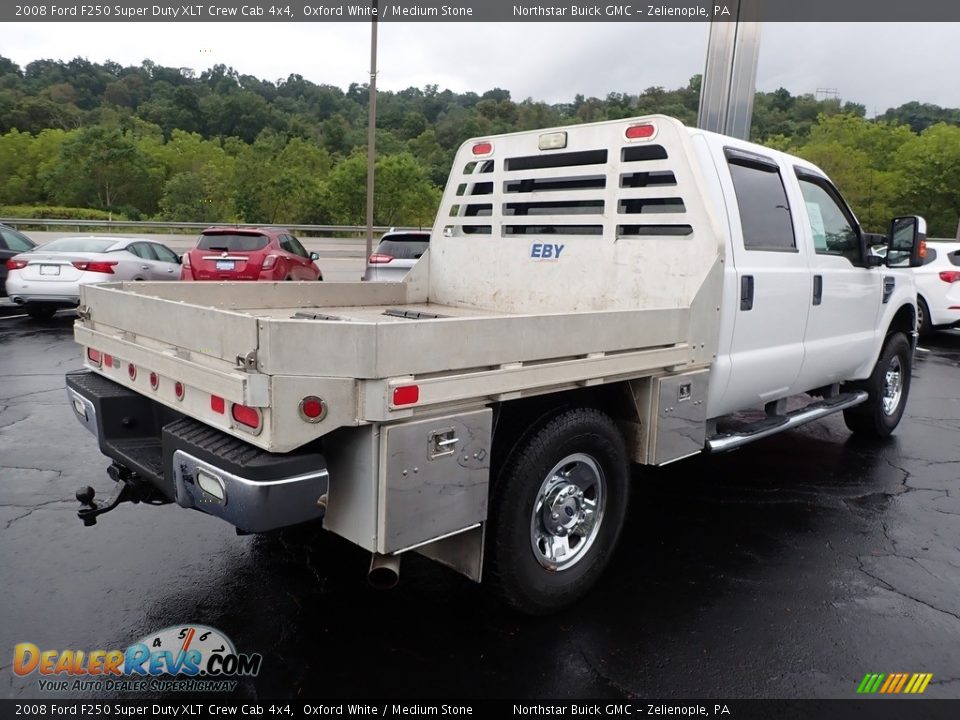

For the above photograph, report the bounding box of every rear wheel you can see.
[843,332,912,437]
[486,407,630,615]
[26,305,56,321]
[917,297,932,339]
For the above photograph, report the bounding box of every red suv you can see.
[181,227,322,281]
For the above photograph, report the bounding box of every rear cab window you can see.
[197,233,269,252]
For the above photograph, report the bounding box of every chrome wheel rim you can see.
[917,302,925,332]
[882,355,903,416]
[530,453,606,571]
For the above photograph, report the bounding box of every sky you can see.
[5,22,960,115]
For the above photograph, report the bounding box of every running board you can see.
[706,391,868,453]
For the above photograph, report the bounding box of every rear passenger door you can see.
[790,170,882,388]
[715,147,811,414]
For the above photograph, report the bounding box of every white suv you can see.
[916,240,960,336]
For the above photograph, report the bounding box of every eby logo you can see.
[14,625,262,679]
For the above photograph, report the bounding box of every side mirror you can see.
[886,216,927,268]
[309,252,320,261]
[177,255,183,265]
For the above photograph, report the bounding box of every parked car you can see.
[5,236,182,320]
[0,224,37,296]
[364,230,430,281]
[181,227,322,281]
[915,239,960,337]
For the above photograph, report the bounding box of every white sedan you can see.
[5,236,182,320]
[916,240,960,337]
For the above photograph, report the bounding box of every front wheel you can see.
[843,332,912,437]
[485,407,630,615]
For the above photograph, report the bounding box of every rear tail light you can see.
[174,381,185,401]
[472,142,493,156]
[6,258,28,270]
[210,395,225,414]
[181,253,191,268]
[86,348,102,366]
[103,354,114,368]
[231,403,262,432]
[368,253,394,264]
[72,261,117,274]
[261,255,278,270]
[939,271,960,283]
[392,385,420,406]
[625,123,656,140]
[299,396,327,423]
[149,372,159,390]
[127,363,137,381]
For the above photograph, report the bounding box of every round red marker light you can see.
[299,396,327,423]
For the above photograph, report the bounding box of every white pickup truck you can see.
[66,115,926,614]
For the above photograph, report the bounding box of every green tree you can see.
[43,126,162,214]
[895,123,960,237]
[321,151,439,227]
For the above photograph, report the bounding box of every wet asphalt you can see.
[1,313,959,700]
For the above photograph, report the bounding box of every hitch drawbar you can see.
[75,463,165,526]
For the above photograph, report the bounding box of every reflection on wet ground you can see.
[2,316,959,699]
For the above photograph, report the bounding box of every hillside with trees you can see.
[0,56,957,235]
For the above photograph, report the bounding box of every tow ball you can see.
[75,463,158,527]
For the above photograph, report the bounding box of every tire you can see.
[917,297,933,339]
[843,332,912,437]
[486,407,630,615]
[26,305,57,321]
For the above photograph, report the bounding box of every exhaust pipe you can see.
[12,297,24,305]
[368,552,401,590]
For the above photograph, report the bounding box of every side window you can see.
[279,235,295,254]
[153,244,179,263]
[2,228,34,252]
[289,235,309,258]
[726,157,796,251]
[796,176,860,264]
[131,243,158,260]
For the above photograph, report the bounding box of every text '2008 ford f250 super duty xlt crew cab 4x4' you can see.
[65,115,927,614]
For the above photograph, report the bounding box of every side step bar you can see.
[706,391,868,453]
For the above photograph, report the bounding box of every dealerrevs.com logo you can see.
[13,625,262,693]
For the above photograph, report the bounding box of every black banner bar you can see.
[4,0,960,23]
[2,700,960,720]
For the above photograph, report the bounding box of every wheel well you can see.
[490,384,636,483]
[887,302,915,339]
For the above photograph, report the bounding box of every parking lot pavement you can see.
[1,317,959,700]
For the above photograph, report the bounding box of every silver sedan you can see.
[4,236,182,320]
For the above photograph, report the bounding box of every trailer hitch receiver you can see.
[75,463,162,526]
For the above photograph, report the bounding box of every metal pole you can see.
[697,0,761,140]
[364,1,379,268]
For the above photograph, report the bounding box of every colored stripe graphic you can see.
[856,672,933,694]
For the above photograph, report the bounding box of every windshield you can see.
[376,235,430,259]
[37,238,115,253]
[197,233,269,252]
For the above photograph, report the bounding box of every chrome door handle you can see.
[141,265,150,270]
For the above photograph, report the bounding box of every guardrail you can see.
[0,218,420,237]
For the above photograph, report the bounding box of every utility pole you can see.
[364,0,379,270]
